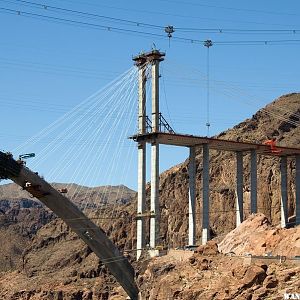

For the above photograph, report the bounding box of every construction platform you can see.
[131,132,300,157]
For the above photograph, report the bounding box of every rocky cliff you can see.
[0,183,136,273]
[157,93,300,247]
[0,93,300,299]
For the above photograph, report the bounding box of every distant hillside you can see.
[0,182,136,205]
[0,182,136,274]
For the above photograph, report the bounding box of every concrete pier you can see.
[250,150,257,214]
[150,141,159,249]
[236,151,244,226]
[188,146,196,246]
[296,155,300,226]
[133,50,165,256]
[137,143,146,259]
[151,58,160,133]
[202,144,210,244]
[149,53,163,250]
[280,156,288,228]
[136,65,146,260]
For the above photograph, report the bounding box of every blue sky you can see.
[1,0,300,190]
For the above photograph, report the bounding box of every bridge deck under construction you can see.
[131,132,300,157]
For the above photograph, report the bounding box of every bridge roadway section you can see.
[131,132,300,254]
[0,151,139,300]
[132,132,300,155]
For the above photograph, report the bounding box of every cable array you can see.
[163,59,300,134]
[13,65,140,220]
[1,0,300,46]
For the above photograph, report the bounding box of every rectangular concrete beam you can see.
[202,144,210,245]
[280,156,288,228]
[236,151,244,226]
[188,146,196,246]
[250,150,257,214]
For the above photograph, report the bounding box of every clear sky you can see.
[1,0,300,190]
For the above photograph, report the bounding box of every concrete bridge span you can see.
[0,151,139,300]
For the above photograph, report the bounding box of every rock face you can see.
[138,250,300,300]
[0,209,136,300]
[1,211,300,299]
[0,183,136,273]
[1,93,300,299]
[157,93,300,248]
[218,213,300,257]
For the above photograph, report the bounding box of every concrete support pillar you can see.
[250,150,257,214]
[150,142,159,248]
[151,59,159,132]
[296,156,300,226]
[188,146,196,246]
[236,151,244,226]
[138,66,146,134]
[202,144,210,245]
[150,57,160,250]
[280,156,288,228]
[137,143,146,259]
[136,66,146,260]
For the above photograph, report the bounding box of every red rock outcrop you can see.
[218,213,300,257]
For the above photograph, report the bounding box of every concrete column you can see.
[236,151,244,226]
[137,143,146,260]
[150,142,159,249]
[150,56,161,252]
[136,66,146,260]
[138,66,146,134]
[250,150,257,214]
[188,146,196,246]
[280,156,288,228]
[151,59,159,132]
[296,156,300,226]
[202,144,210,245]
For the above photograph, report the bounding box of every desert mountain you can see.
[0,93,300,299]
[0,183,136,275]
[158,93,300,246]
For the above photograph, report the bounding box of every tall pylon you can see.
[133,49,165,259]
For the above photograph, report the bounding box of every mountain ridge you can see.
[0,92,300,299]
